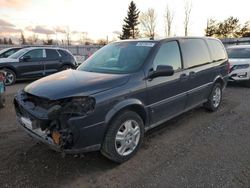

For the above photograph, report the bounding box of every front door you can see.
[146,40,188,125]
[17,49,45,78]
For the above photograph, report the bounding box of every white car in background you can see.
[227,45,250,85]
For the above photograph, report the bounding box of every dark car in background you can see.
[0,70,5,108]
[14,37,229,163]
[0,47,76,85]
[0,47,22,58]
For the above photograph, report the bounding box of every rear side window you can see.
[227,48,250,58]
[181,39,211,68]
[46,49,59,60]
[207,39,227,61]
[153,41,182,71]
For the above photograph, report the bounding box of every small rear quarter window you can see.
[207,39,227,61]
[58,49,68,57]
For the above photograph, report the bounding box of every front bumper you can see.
[14,91,104,154]
[17,119,100,154]
[229,68,250,81]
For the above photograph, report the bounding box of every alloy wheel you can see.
[115,120,141,156]
[4,71,14,85]
[212,87,221,108]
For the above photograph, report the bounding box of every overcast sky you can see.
[0,0,250,41]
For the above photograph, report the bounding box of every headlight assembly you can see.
[63,97,96,116]
[47,96,95,119]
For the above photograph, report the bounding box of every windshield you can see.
[0,48,9,54]
[9,48,29,59]
[227,48,250,59]
[77,41,155,74]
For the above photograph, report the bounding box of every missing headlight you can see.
[61,97,95,117]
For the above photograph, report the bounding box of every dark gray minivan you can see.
[14,37,229,163]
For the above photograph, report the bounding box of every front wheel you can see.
[60,65,72,71]
[204,83,222,112]
[3,69,16,86]
[101,111,144,163]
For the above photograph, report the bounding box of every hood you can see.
[229,58,250,66]
[24,69,130,100]
[0,58,18,63]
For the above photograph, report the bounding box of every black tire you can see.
[0,94,5,108]
[204,83,222,112]
[3,68,16,86]
[244,80,250,88]
[101,110,144,163]
[60,65,72,71]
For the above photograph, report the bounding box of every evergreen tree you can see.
[3,38,8,44]
[0,38,2,44]
[8,38,13,45]
[120,1,140,39]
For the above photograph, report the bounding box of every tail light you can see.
[0,71,5,82]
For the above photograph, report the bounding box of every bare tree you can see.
[140,8,157,39]
[65,27,71,45]
[80,32,88,45]
[27,34,39,45]
[164,5,174,37]
[184,0,192,36]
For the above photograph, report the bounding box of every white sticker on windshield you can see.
[136,42,155,47]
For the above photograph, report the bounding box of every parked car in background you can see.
[14,37,228,163]
[0,47,22,58]
[0,47,77,85]
[0,70,5,108]
[227,45,250,86]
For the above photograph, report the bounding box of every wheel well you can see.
[108,104,148,127]
[214,77,225,88]
[0,67,17,76]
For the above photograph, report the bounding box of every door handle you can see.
[189,71,196,78]
[180,73,188,80]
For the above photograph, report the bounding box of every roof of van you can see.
[118,36,220,43]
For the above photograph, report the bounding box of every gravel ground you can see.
[0,82,249,188]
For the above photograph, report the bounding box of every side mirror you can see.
[148,65,174,79]
[20,55,31,62]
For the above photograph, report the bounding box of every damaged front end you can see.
[14,89,95,152]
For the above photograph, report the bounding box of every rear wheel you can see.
[101,111,144,163]
[204,83,222,112]
[60,65,72,71]
[3,69,16,86]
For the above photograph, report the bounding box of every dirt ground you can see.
[0,81,249,188]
